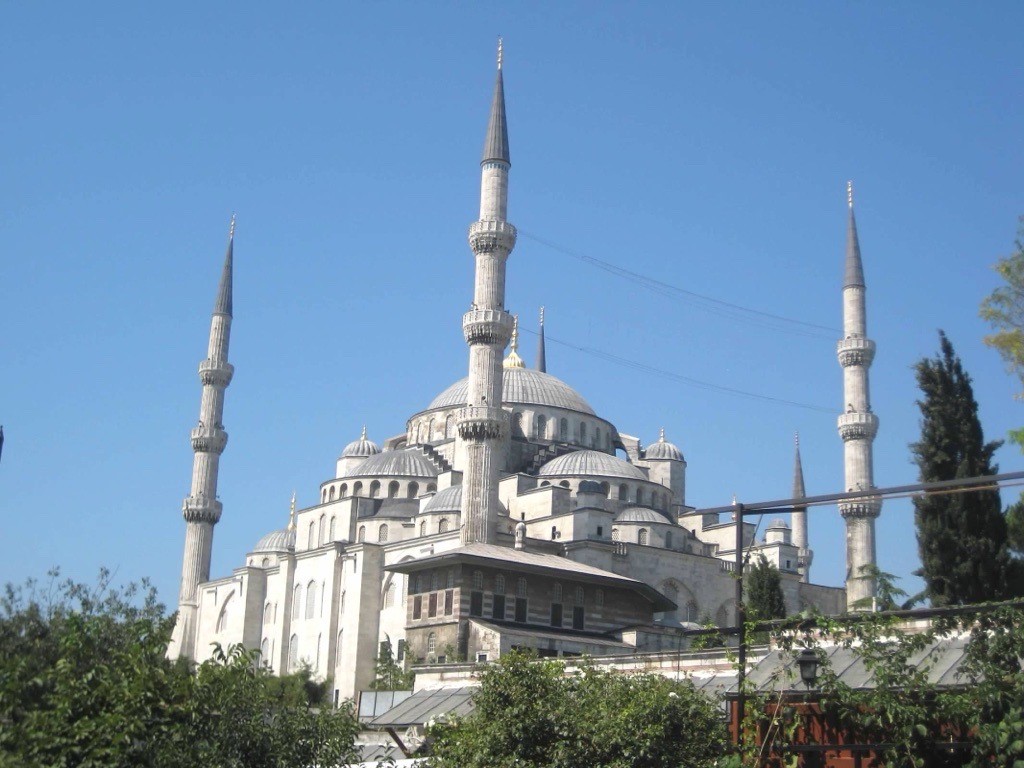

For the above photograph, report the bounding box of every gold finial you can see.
[539,306,545,327]
[361,425,367,440]
[847,180,854,209]
[659,427,665,442]
[229,213,236,239]
[795,431,800,448]
[287,491,296,531]
[503,313,525,368]
[497,36,503,70]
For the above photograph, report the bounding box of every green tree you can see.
[427,650,725,768]
[745,555,786,622]
[980,217,1024,415]
[0,569,360,768]
[911,331,1019,605]
[370,635,415,690]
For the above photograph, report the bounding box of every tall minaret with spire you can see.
[836,182,880,610]
[457,39,516,545]
[791,434,812,583]
[170,217,236,659]
[536,306,547,372]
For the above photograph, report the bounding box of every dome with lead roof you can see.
[615,506,673,525]
[420,484,506,516]
[644,429,684,462]
[538,449,647,481]
[340,448,439,479]
[253,527,295,553]
[428,368,596,416]
[341,427,381,459]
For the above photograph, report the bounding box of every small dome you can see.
[340,448,439,479]
[615,506,673,525]
[538,449,647,481]
[422,485,462,514]
[253,527,295,553]
[767,518,790,530]
[341,427,381,459]
[644,429,684,462]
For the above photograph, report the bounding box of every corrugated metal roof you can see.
[367,686,477,728]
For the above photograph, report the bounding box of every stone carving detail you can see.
[191,425,228,454]
[836,338,876,368]
[468,219,517,255]
[198,358,235,387]
[837,412,879,441]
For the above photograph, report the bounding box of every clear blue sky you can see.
[2,3,1022,607]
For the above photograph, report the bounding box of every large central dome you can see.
[428,368,596,416]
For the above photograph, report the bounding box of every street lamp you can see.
[796,648,819,690]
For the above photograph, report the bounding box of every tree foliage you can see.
[745,555,787,623]
[427,650,726,768]
[911,331,1020,605]
[0,569,360,768]
[980,217,1024,413]
[370,636,415,690]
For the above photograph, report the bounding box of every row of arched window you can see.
[418,518,451,537]
[308,514,337,549]
[292,580,325,621]
[661,582,700,623]
[321,480,438,504]
[355,523,392,544]
[536,480,672,511]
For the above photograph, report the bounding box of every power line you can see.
[519,327,835,414]
[519,230,841,339]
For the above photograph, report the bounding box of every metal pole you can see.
[734,503,746,751]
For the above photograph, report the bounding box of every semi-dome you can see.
[428,368,596,416]
[341,448,440,479]
[644,429,684,461]
[538,449,647,481]
[341,427,381,459]
[253,527,296,553]
[422,485,462,514]
[615,506,673,525]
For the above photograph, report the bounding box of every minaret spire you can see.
[170,217,237,659]
[457,42,517,544]
[837,182,880,609]
[504,314,525,368]
[536,306,547,372]
[791,433,812,582]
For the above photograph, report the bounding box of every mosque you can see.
[167,44,879,704]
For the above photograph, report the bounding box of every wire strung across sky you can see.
[518,326,835,414]
[519,230,842,340]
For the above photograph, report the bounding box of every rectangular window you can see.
[476,652,489,663]
[412,596,422,620]
[397,639,406,662]
[492,594,506,620]
[444,589,454,615]
[515,597,527,623]
[573,606,585,630]
[428,592,438,618]
[550,603,563,628]
[470,590,483,617]
[596,526,603,537]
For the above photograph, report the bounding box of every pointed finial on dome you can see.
[229,212,236,239]
[847,180,854,209]
[659,427,666,442]
[497,36,503,70]
[287,491,296,531]
[795,431,800,448]
[361,425,367,440]
[504,313,525,368]
[536,306,547,373]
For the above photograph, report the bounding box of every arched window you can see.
[388,481,400,498]
[261,637,270,666]
[636,488,644,505]
[308,522,315,549]
[261,557,270,568]
[438,518,449,533]
[357,525,366,543]
[600,481,610,497]
[686,600,700,623]
[329,486,336,501]
[427,418,435,440]
[553,583,562,602]
[427,483,437,493]
[407,482,419,499]
[516,578,527,598]
[292,585,302,620]
[559,418,568,441]
[321,489,327,503]
[427,632,437,655]
[419,521,427,536]
[329,517,336,541]
[575,586,584,605]
[535,414,547,439]
[594,427,601,447]
[579,422,587,443]
[305,581,317,619]
[263,601,273,626]
[638,528,649,546]
[618,484,628,500]
[511,412,525,438]
[318,515,326,545]
[288,635,299,672]
[495,574,506,594]
[370,480,381,498]
[378,524,389,543]
[472,570,484,590]
[216,593,232,633]
[665,530,673,548]
[445,414,456,438]
[385,582,395,608]
[316,633,322,669]
[353,481,363,496]
[340,483,348,497]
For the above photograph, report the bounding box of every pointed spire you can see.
[792,432,806,500]
[214,214,235,316]
[659,427,666,442]
[287,491,296,531]
[844,182,865,289]
[536,306,547,372]
[504,314,525,368]
[482,37,510,166]
[360,425,367,440]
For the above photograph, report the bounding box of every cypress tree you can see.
[746,554,787,621]
[911,331,1017,605]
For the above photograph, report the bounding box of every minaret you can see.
[536,306,547,372]
[457,39,516,545]
[170,217,236,659]
[836,182,880,610]
[791,433,812,583]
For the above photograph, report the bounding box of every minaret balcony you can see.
[462,309,514,345]
[837,412,879,441]
[456,406,507,441]
[468,219,517,255]
[836,337,876,367]
[839,496,882,519]
[191,425,228,454]
[182,494,223,524]
[198,358,234,387]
